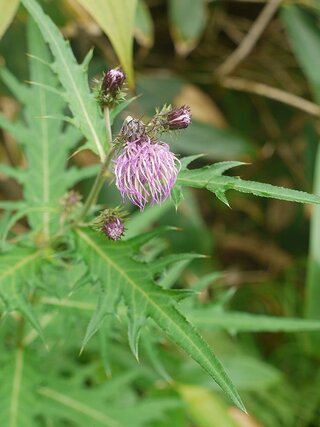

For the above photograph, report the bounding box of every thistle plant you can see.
[2,1,320,425]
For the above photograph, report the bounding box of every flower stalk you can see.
[77,107,116,222]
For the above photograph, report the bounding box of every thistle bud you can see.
[60,191,82,213]
[103,217,125,241]
[166,105,191,130]
[92,208,126,241]
[96,68,126,109]
[102,68,125,95]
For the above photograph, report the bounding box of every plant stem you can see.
[104,106,113,144]
[77,107,116,222]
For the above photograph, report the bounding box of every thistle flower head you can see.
[114,136,180,210]
[166,105,191,130]
[102,68,126,95]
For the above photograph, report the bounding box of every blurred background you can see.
[1,0,320,426]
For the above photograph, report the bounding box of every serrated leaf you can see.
[73,0,137,87]
[75,227,245,411]
[0,346,177,427]
[0,164,25,183]
[21,0,106,160]
[0,246,42,331]
[22,19,71,238]
[177,162,320,205]
[0,348,40,427]
[1,19,98,239]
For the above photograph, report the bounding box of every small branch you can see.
[220,76,320,117]
[216,0,283,77]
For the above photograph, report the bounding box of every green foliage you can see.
[168,0,207,55]
[282,5,320,352]
[0,0,19,39]
[0,345,178,427]
[2,2,320,426]
[0,246,42,328]
[72,0,137,87]
[177,160,320,207]
[75,227,245,410]
[21,0,107,160]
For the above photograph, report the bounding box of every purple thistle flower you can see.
[166,105,191,130]
[103,217,125,240]
[102,68,125,95]
[114,136,180,210]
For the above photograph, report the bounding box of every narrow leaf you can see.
[73,0,137,87]
[178,162,320,205]
[21,0,106,160]
[0,0,20,39]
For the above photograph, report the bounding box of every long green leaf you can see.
[21,0,106,160]
[282,5,320,352]
[177,161,320,205]
[189,309,320,332]
[0,0,20,39]
[75,227,245,411]
[0,348,40,427]
[73,0,137,87]
[168,0,207,55]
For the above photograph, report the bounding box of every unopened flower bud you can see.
[103,217,125,241]
[96,68,126,109]
[166,105,191,130]
[60,190,82,212]
[92,208,126,240]
[102,68,125,95]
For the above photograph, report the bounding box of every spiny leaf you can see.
[0,246,42,332]
[1,19,98,239]
[0,348,40,427]
[0,346,177,427]
[0,164,25,183]
[177,161,320,205]
[21,0,106,160]
[75,227,245,411]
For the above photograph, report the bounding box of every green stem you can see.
[77,107,116,222]
[104,106,113,144]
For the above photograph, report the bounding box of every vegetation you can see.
[1,0,320,426]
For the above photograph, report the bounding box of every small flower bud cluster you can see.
[96,68,126,109]
[146,105,192,136]
[60,191,82,213]
[92,208,126,241]
[166,105,191,130]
